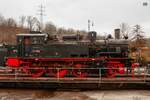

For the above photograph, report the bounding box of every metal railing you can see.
[0,67,149,83]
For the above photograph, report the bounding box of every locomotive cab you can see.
[17,33,48,57]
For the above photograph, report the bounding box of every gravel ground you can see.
[0,89,149,100]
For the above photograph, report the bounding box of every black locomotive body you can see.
[0,31,137,79]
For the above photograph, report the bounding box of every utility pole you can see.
[88,19,91,32]
[88,19,94,32]
[37,4,45,32]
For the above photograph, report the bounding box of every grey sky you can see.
[0,0,150,36]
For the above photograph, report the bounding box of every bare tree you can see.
[0,14,5,26]
[132,24,144,40]
[130,24,145,48]
[6,18,17,27]
[26,16,37,31]
[44,22,57,34]
[19,16,26,28]
[66,28,76,34]
[133,25,144,35]
[0,14,90,44]
[57,28,67,34]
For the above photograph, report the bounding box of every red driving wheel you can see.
[72,64,88,78]
[106,65,117,77]
[22,66,45,78]
[117,63,125,74]
[106,62,125,77]
[47,68,69,78]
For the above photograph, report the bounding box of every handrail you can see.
[0,67,148,83]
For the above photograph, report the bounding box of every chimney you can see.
[114,29,120,39]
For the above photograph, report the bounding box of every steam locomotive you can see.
[0,31,138,79]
